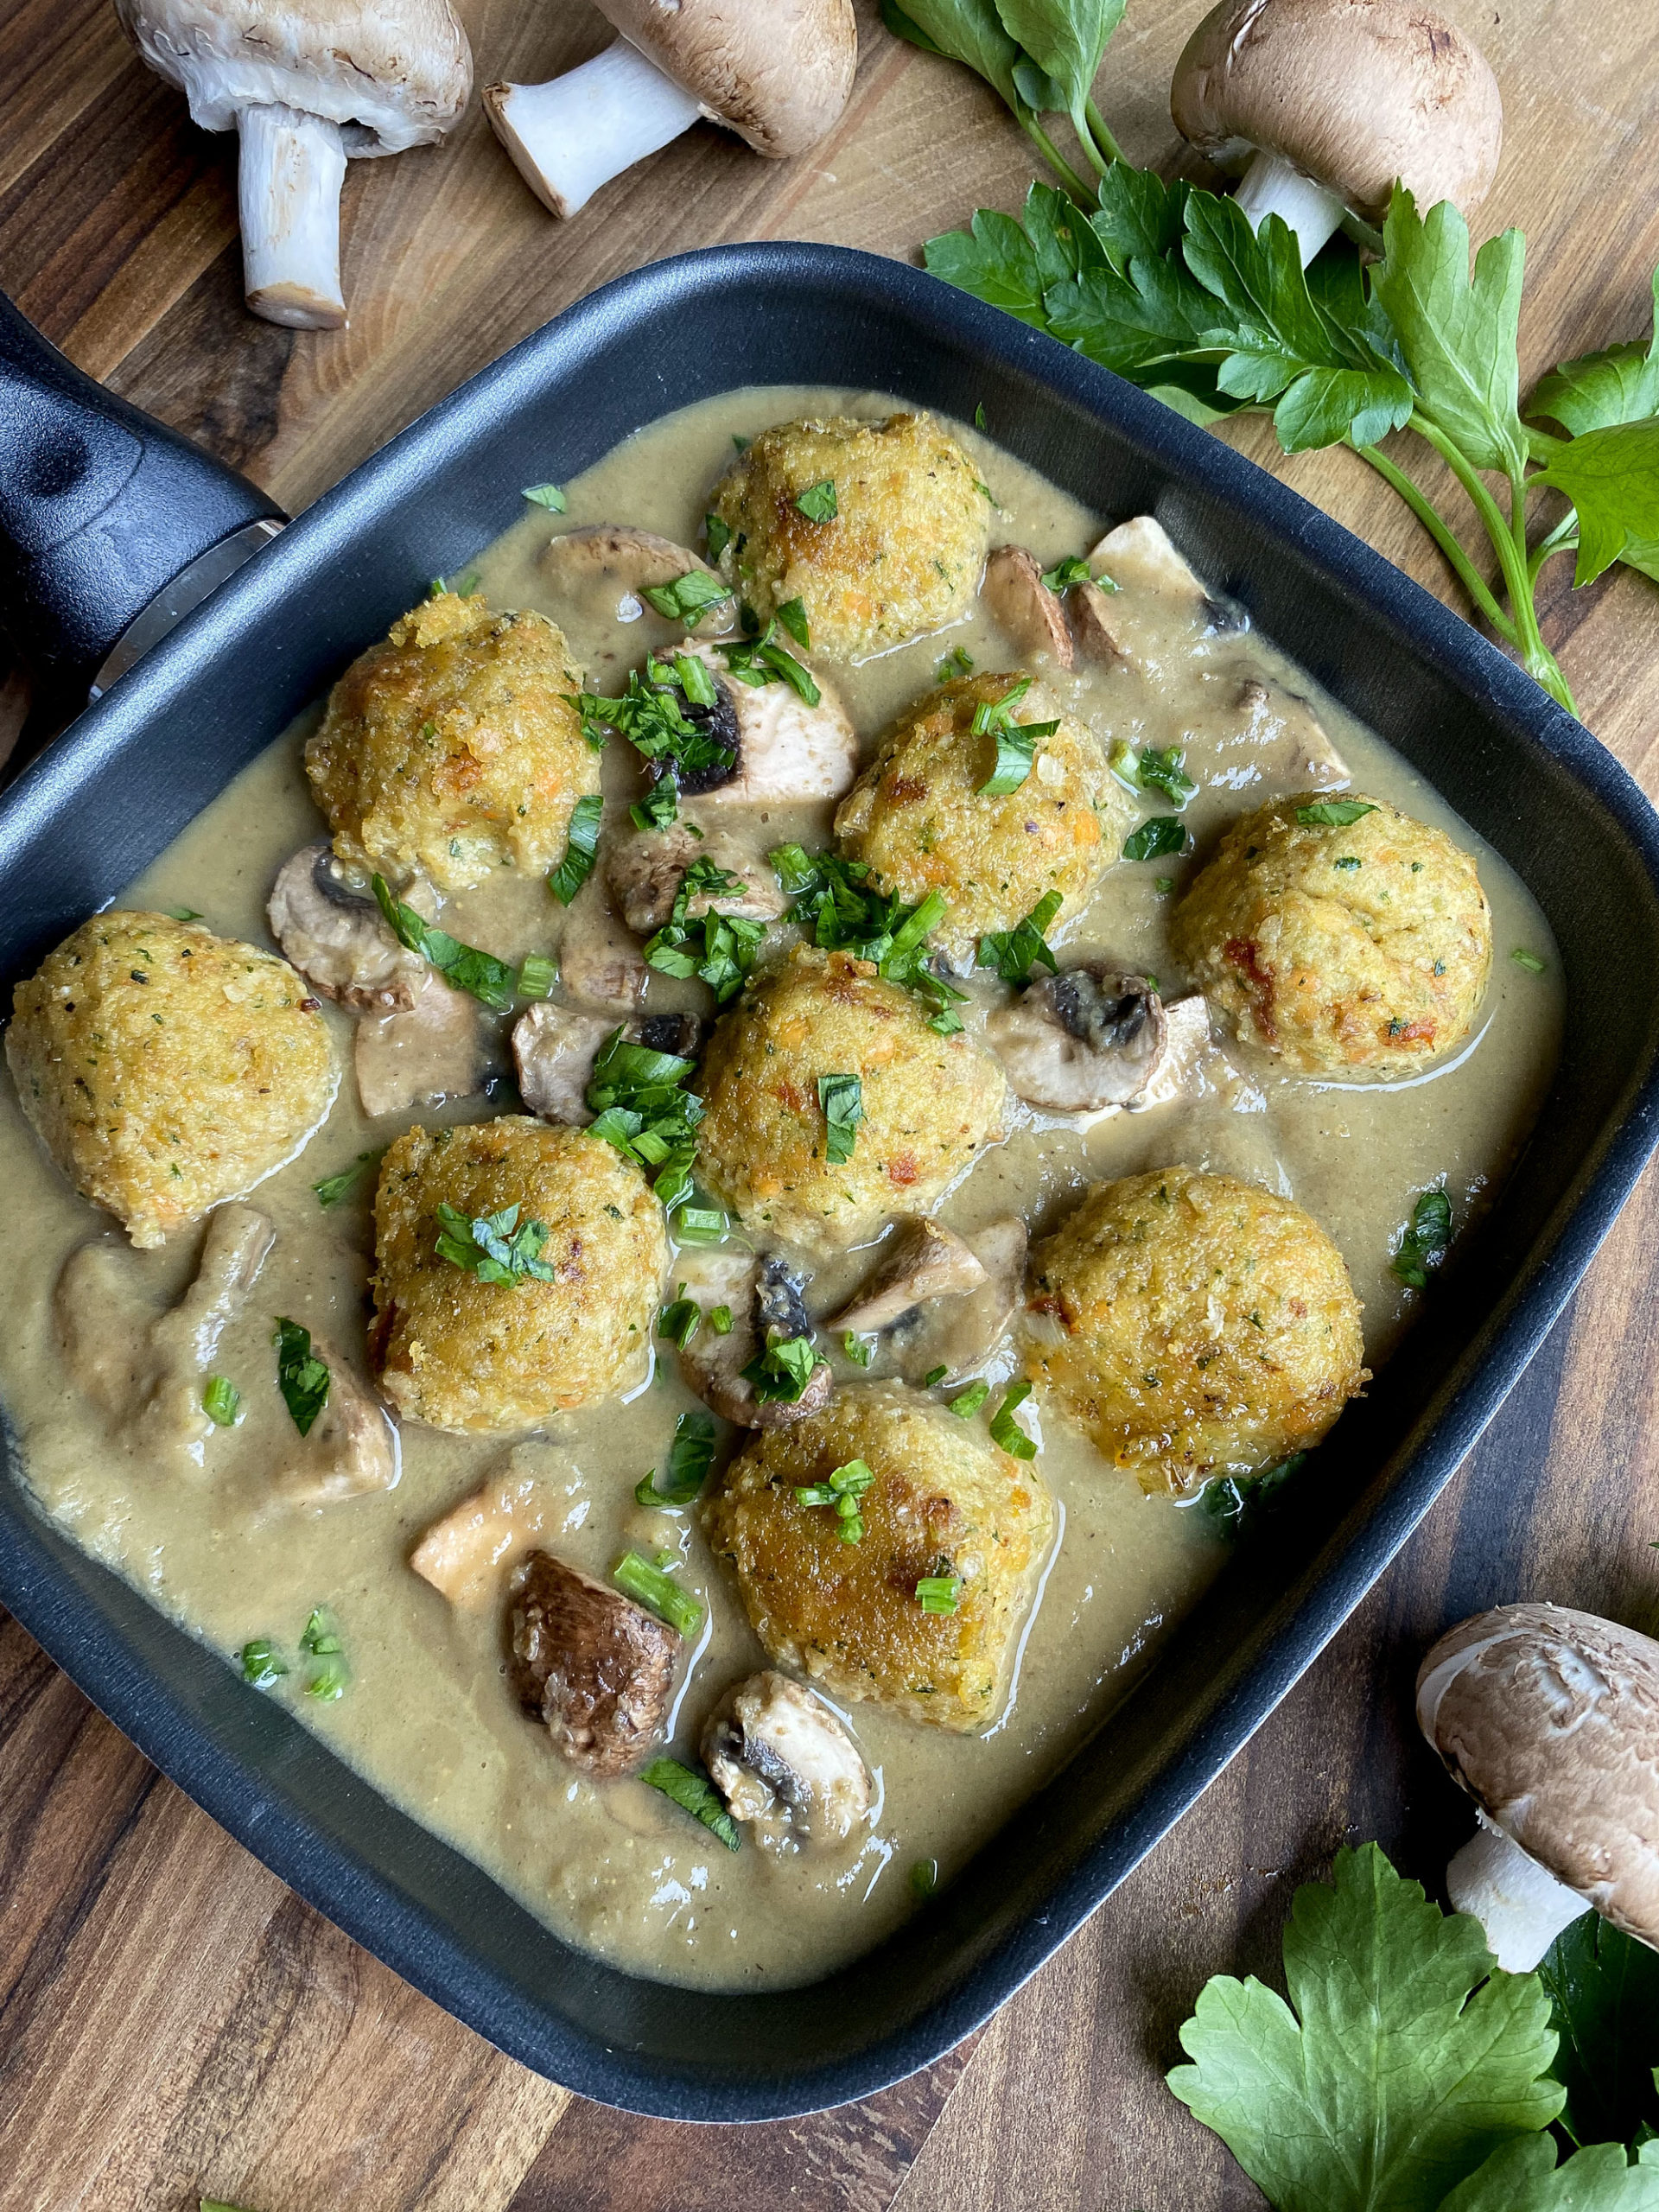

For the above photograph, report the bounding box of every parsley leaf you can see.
[1167,1842,1566,2212]
[314,1151,379,1209]
[1297,798,1377,827]
[1041,554,1092,592]
[978,890,1062,982]
[634,1410,720,1510]
[274,1319,329,1437]
[1536,1912,1659,2151]
[1536,418,1659,586]
[370,877,517,1009]
[721,613,821,705]
[643,858,766,1005]
[1393,1186,1452,1288]
[435,1201,558,1287]
[524,483,567,510]
[1115,742,1197,806]
[795,480,838,523]
[771,847,968,1028]
[640,569,732,623]
[1529,270,1659,437]
[1123,817,1187,863]
[585,1029,703,1208]
[639,1756,741,1850]
[741,1332,819,1405]
[1437,2137,1659,2212]
[817,1071,864,1164]
[975,676,1059,794]
[548,792,604,906]
[568,659,737,785]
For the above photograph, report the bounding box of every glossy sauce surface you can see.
[0,387,1561,1989]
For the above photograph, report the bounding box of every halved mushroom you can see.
[1206,675,1351,796]
[981,545,1074,670]
[606,821,788,937]
[1135,994,1215,1112]
[268,841,430,1012]
[702,1669,872,1850]
[278,1335,399,1505]
[671,1249,832,1428]
[511,1002,615,1124]
[1071,517,1232,674]
[675,642,859,805]
[535,525,735,680]
[55,1203,276,1467]
[508,1548,681,1777]
[556,871,649,1014]
[829,1219,987,1335]
[988,968,1169,1114]
[410,1455,559,1607]
[354,969,482,1116]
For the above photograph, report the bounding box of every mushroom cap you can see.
[1417,1603,1659,1953]
[600,0,858,158]
[1169,0,1503,226]
[113,0,472,152]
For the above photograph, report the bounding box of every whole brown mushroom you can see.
[1417,1602,1659,1970]
[486,0,857,220]
[1170,0,1503,266]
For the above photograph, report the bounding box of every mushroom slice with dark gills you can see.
[981,545,1074,670]
[673,642,859,806]
[831,1216,1028,1383]
[988,967,1168,1114]
[513,1005,704,1126]
[1204,673,1351,798]
[606,821,788,937]
[267,841,434,1012]
[537,524,735,664]
[702,1670,872,1851]
[507,1548,681,1777]
[354,969,482,1117]
[830,1219,987,1335]
[671,1249,833,1429]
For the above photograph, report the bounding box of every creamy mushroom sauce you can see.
[0,385,1562,1990]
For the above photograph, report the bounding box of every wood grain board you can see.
[3,0,1659,2204]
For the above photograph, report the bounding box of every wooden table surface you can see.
[4,2,1659,2205]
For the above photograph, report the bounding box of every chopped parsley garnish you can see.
[644,858,766,1004]
[239,1638,286,1688]
[936,645,975,682]
[922,1364,949,1389]
[371,876,518,1008]
[796,1456,876,1543]
[633,1410,719,1510]
[517,952,557,1000]
[1122,817,1188,864]
[613,1550,703,1638]
[817,1071,863,1165]
[164,904,203,922]
[768,847,969,1031]
[974,402,988,429]
[911,1857,939,1900]
[1511,946,1547,974]
[274,1319,329,1437]
[639,1756,741,1850]
[974,676,1060,796]
[630,779,680,834]
[794,479,838,523]
[1040,555,1091,592]
[1334,855,1362,872]
[704,512,731,560]
[915,1574,962,1613]
[568,658,736,786]
[658,1289,701,1348]
[1296,798,1376,827]
[202,1375,242,1428]
[988,1379,1037,1459]
[731,434,750,452]
[301,1607,347,1700]
[524,483,567,510]
[710,1305,733,1335]
[548,792,605,906]
[978,890,1063,982]
[1392,1186,1452,1288]
[949,1378,990,1418]
[775,597,811,649]
[435,1201,557,1286]
[641,568,733,623]
[672,1201,728,1244]
[1199,1452,1306,1536]
[843,1331,873,1367]
[1154,875,1175,894]
[741,1332,820,1405]
[585,1029,703,1209]
[314,1150,379,1209]
[721,609,821,704]
[1114,742,1197,807]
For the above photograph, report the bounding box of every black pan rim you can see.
[4,238,1659,2123]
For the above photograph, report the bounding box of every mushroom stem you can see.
[238,103,348,330]
[1446,1820,1589,1973]
[1231,149,1346,267]
[485,36,704,219]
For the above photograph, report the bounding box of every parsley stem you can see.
[1527,511,1579,585]
[1084,97,1124,168]
[1357,444,1516,645]
[1018,108,1092,203]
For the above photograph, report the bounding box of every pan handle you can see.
[0,289,286,709]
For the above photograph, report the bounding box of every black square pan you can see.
[3,243,1658,2121]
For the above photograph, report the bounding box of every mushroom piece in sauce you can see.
[702,1670,872,1849]
[981,544,1075,669]
[673,643,859,806]
[508,1549,681,1777]
[410,1457,557,1607]
[829,1219,987,1335]
[268,841,429,1012]
[537,524,736,644]
[354,969,482,1117]
[833,1215,1028,1382]
[278,1333,400,1506]
[556,871,649,1014]
[988,968,1168,1115]
[512,1006,703,1127]
[671,1249,833,1429]
[606,821,788,937]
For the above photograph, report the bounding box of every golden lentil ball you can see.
[834,671,1133,963]
[305,590,598,894]
[695,946,1007,1251]
[370,1117,667,1433]
[6,912,335,1249]
[1171,792,1491,1073]
[709,413,991,658]
[702,1383,1054,1732]
[1027,1165,1367,1495]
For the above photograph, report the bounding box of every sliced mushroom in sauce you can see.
[278,1335,400,1505]
[508,1548,681,1777]
[988,967,1168,1114]
[513,1005,703,1127]
[829,1219,987,1336]
[354,969,483,1117]
[673,642,859,805]
[671,1249,832,1428]
[556,870,649,1014]
[537,524,736,671]
[702,1670,872,1850]
[836,1215,1027,1383]
[981,544,1074,668]
[606,821,787,937]
[267,841,430,1012]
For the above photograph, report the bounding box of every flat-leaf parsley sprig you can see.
[584,1028,705,1211]
[769,845,969,1033]
[925,165,1659,715]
